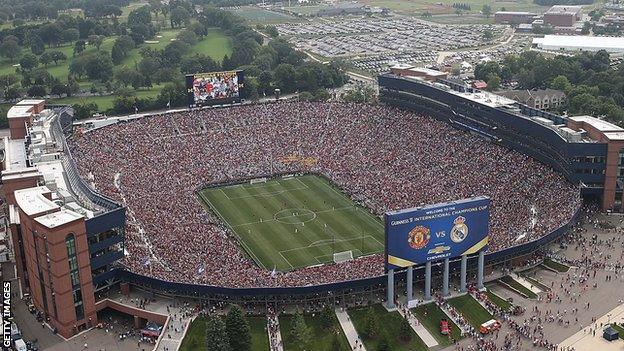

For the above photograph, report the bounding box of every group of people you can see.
[70,101,581,288]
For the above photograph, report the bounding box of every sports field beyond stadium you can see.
[198,175,384,271]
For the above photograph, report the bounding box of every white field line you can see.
[200,192,267,270]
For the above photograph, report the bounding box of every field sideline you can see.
[198,175,384,271]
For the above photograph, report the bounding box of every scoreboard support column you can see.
[386,269,396,310]
[460,255,468,293]
[477,250,485,290]
[406,266,413,303]
[443,258,450,296]
[424,261,432,301]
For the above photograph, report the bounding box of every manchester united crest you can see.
[408,226,430,249]
[451,216,469,243]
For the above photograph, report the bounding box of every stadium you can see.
[68,98,580,291]
[7,67,613,339]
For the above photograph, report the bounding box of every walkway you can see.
[335,308,367,351]
[559,303,624,351]
[268,314,284,351]
[396,307,439,348]
[511,273,542,294]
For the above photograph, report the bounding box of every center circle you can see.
[274,208,317,224]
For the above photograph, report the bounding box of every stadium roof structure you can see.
[533,35,624,53]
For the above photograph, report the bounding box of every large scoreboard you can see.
[385,197,490,271]
[186,70,245,107]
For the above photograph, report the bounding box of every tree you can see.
[0,38,20,62]
[273,63,298,93]
[205,314,230,351]
[170,6,191,28]
[320,305,334,330]
[581,21,591,35]
[74,40,86,56]
[551,75,572,93]
[39,23,63,47]
[399,317,412,341]
[27,85,46,97]
[88,35,104,50]
[0,74,19,89]
[40,52,54,66]
[266,26,279,38]
[29,34,45,55]
[482,4,492,18]
[225,305,251,351]
[483,29,493,41]
[20,54,39,71]
[51,51,67,65]
[290,312,311,350]
[364,308,379,339]
[73,102,98,119]
[111,35,135,65]
[177,30,198,46]
[63,29,80,43]
[486,73,501,91]
[4,85,23,101]
[50,82,66,97]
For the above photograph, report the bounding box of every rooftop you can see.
[568,115,623,132]
[34,208,83,228]
[495,11,536,15]
[16,99,45,106]
[14,186,57,217]
[546,5,583,15]
[7,105,33,119]
[532,35,624,52]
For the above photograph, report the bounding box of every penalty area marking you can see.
[222,179,310,200]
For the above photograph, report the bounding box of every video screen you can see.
[186,71,244,106]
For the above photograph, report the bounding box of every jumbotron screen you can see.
[385,196,490,271]
[186,71,244,106]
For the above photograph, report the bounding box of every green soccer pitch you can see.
[198,175,385,271]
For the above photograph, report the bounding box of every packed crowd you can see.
[70,101,581,288]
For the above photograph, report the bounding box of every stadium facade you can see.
[0,73,604,336]
[2,101,125,338]
[379,66,624,211]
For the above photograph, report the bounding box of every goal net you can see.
[250,177,268,184]
[333,250,354,264]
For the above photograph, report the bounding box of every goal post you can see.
[333,250,354,264]
[250,177,268,184]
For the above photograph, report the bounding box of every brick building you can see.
[1,101,125,338]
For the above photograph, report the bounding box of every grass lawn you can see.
[49,85,164,111]
[447,295,493,330]
[279,312,350,351]
[499,276,538,299]
[359,0,549,15]
[485,289,512,311]
[611,323,624,340]
[179,315,270,351]
[198,175,384,271]
[411,303,463,346]
[348,304,428,351]
[232,6,297,24]
[283,5,327,16]
[543,258,570,273]
[522,275,551,292]
[189,29,233,62]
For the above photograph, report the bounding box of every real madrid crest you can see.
[451,216,469,243]
[408,226,430,249]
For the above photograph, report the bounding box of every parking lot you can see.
[276,15,507,74]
